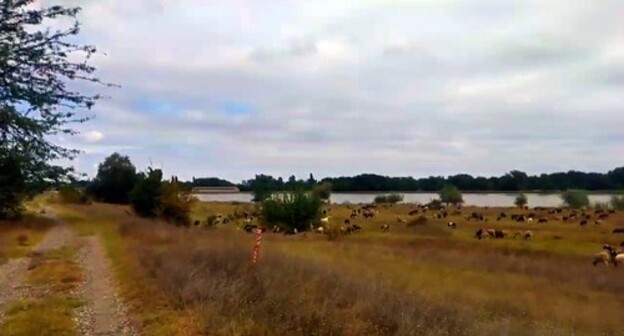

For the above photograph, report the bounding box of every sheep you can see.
[344,219,351,225]
[380,224,390,232]
[316,226,325,234]
[614,253,624,267]
[612,228,624,234]
[594,220,603,225]
[523,231,533,240]
[447,221,457,229]
[579,220,588,226]
[320,216,331,224]
[193,220,200,226]
[397,216,407,224]
[538,218,548,224]
[593,244,618,267]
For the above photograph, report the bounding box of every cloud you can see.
[44,0,624,181]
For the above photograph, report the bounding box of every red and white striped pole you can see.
[252,227,263,264]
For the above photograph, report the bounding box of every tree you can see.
[89,153,138,204]
[130,168,163,218]
[439,185,463,205]
[0,1,107,218]
[514,193,528,208]
[312,182,332,202]
[561,190,589,209]
[610,194,624,211]
[374,193,404,204]
[261,188,321,231]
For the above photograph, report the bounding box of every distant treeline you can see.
[189,167,624,192]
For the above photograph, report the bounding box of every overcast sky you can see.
[47,0,624,182]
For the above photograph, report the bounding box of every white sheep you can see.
[593,252,613,266]
[320,216,331,224]
[614,253,624,267]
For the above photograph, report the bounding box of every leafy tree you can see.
[439,185,463,204]
[89,153,138,204]
[130,168,163,218]
[261,189,321,231]
[514,193,528,208]
[312,182,332,202]
[0,1,107,218]
[561,190,589,209]
[159,180,194,226]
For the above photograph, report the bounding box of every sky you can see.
[44,0,624,182]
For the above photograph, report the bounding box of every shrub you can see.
[439,185,463,205]
[130,168,163,218]
[561,189,589,209]
[610,194,624,211]
[312,182,332,202]
[427,199,443,210]
[158,181,194,226]
[261,189,321,231]
[58,185,90,205]
[514,193,528,208]
[594,201,611,211]
[374,193,404,204]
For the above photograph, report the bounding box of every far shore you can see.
[197,190,624,195]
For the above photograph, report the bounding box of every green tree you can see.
[610,194,624,211]
[158,180,194,226]
[439,185,463,205]
[130,168,163,218]
[312,182,332,202]
[374,193,404,204]
[561,190,589,209]
[261,189,321,231]
[514,193,528,208]
[0,1,106,218]
[89,153,138,204]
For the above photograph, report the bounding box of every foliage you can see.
[57,185,90,205]
[514,193,528,208]
[374,193,404,204]
[593,201,610,212]
[88,153,138,204]
[439,185,463,204]
[130,168,163,218]
[311,182,332,201]
[560,190,589,209]
[427,199,443,210]
[610,194,624,211]
[158,181,194,226]
[261,189,321,231]
[0,1,106,219]
[234,166,624,192]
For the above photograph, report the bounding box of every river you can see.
[193,192,615,207]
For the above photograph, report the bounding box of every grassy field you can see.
[56,201,624,336]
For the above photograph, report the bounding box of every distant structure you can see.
[192,186,240,194]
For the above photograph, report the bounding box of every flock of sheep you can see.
[196,202,624,266]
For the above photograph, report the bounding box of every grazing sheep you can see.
[613,228,624,234]
[613,253,624,267]
[194,220,200,226]
[397,216,407,224]
[320,216,331,224]
[408,209,420,216]
[380,224,390,232]
[594,220,603,225]
[316,226,325,234]
[272,226,281,233]
[538,218,548,224]
[344,219,351,225]
[592,251,614,266]
[580,220,588,226]
[523,231,533,240]
[447,221,457,229]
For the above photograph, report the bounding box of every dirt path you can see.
[0,221,76,323]
[74,236,137,336]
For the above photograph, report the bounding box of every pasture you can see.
[57,201,624,335]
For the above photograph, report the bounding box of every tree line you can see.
[188,168,624,193]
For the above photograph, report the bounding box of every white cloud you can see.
[44,0,624,181]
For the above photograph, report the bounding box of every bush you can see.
[594,201,611,211]
[374,193,404,204]
[158,182,195,226]
[610,194,624,211]
[130,168,193,226]
[130,168,163,218]
[88,153,138,204]
[58,185,90,205]
[261,189,321,231]
[561,190,589,209]
[312,182,332,202]
[439,185,463,204]
[427,199,443,210]
[514,193,528,208]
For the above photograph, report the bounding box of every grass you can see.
[0,296,83,336]
[52,201,624,335]
[27,246,83,293]
[0,214,54,265]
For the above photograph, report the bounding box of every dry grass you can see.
[55,201,624,336]
[0,214,54,264]
[27,246,83,293]
[0,296,83,336]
